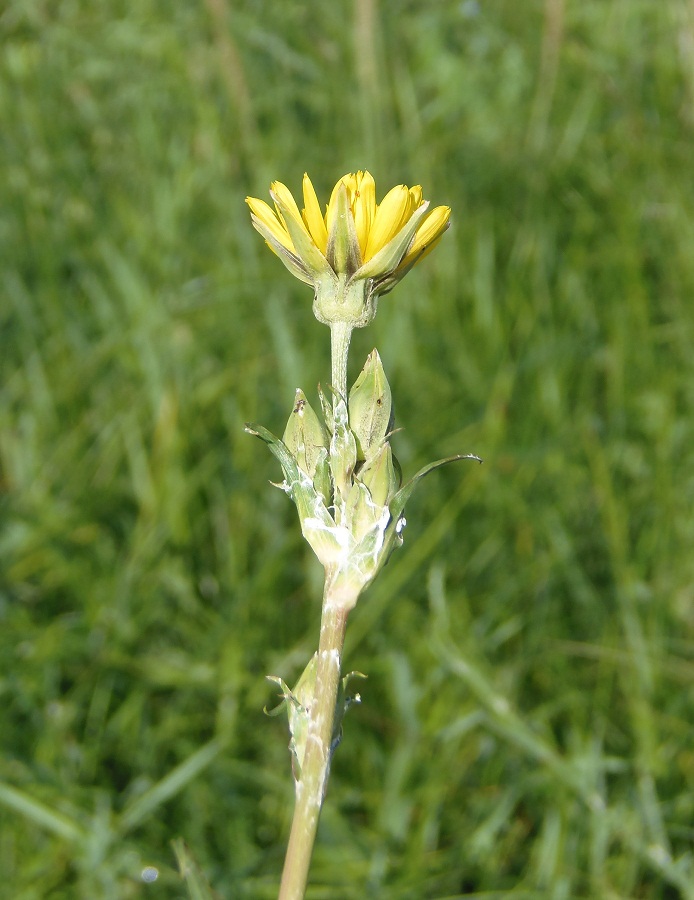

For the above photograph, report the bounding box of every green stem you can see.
[277,587,352,900]
[330,320,353,402]
[277,315,357,899]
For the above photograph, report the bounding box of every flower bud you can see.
[357,442,399,509]
[348,350,393,461]
[282,389,329,478]
[345,481,380,545]
[346,443,398,543]
[312,447,332,505]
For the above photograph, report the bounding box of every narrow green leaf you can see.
[0,781,84,844]
[246,422,342,563]
[172,838,217,900]
[389,453,482,522]
[119,739,226,834]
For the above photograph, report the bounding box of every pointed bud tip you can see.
[348,350,393,460]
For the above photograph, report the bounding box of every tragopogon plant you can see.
[245,171,480,900]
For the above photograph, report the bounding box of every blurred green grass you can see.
[2,0,694,897]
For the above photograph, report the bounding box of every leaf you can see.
[0,781,84,843]
[266,661,366,783]
[332,670,367,754]
[266,656,318,782]
[120,739,226,834]
[264,676,293,717]
[244,422,302,484]
[172,838,217,900]
[389,453,482,523]
[245,421,339,557]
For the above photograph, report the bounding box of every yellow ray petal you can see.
[364,185,411,260]
[245,196,294,252]
[271,180,306,227]
[404,205,451,262]
[408,185,423,209]
[352,171,376,259]
[301,173,328,253]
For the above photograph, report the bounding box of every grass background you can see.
[2,0,694,897]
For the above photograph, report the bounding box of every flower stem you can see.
[277,315,357,899]
[277,587,352,900]
[330,320,353,402]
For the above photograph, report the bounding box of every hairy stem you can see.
[330,320,353,402]
[277,585,353,900]
[277,316,358,899]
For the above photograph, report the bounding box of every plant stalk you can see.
[277,583,353,900]
[330,320,353,402]
[277,317,357,899]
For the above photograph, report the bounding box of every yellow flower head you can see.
[246,171,450,328]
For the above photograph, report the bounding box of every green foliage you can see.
[2,0,694,897]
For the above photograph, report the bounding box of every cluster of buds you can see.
[246,350,399,608]
[246,349,475,610]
